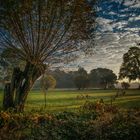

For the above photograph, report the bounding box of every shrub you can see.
[0,102,140,140]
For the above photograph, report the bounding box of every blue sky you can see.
[64,0,140,75]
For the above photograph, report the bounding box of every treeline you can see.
[33,67,117,90]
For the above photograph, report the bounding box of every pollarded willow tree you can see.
[0,0,97,111]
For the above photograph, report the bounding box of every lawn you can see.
[0,89,140,112]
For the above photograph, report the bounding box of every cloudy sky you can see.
[64,0,140,75]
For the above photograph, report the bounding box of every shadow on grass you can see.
[116,99,140,108]
[26,95,113,104]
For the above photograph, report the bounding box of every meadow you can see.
[0,89,139,112]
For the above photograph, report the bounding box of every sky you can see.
[64,0,140,75]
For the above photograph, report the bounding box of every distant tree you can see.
[89,69,100,87]
[121,82,130,90]
[41,74,56,107]
[74,67,89,90]
[119,47,140,89]
[33,69,77,89]
[51,69,76,88]
[89,68,117,89]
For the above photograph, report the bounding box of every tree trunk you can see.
[44,90,47,108]
[3,83,14,110]
[3,62,46,112]
[138,82,140,90]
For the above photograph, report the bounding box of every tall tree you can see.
[119,47,140,82]
[0,0,97,111]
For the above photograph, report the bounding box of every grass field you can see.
[0,89,140,112]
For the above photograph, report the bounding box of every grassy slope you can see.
[0,89,140,112]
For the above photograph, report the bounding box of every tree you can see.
[74,67,89,90]
[119,47,140,83]
[32,69,76,89]
[51,69,76,88]
[0,0,97,111]
[121,82,130,90]
[89,68,117,89]
[41,74,56,107]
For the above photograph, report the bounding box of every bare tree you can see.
[0,0,97,111]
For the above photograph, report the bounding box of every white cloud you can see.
[129,16,140,21]
[124,0,140,8]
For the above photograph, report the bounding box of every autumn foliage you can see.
[0,102,140,140]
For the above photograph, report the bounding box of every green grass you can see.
[0,89,140,112]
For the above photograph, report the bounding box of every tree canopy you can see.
[89,68,117,89]
[119,47,140,81]
[74,67,89,90]
[51,69,76,88]
[0,0,96,66]
[41,74,56,90]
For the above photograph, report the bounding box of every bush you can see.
[0,102,140,140]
